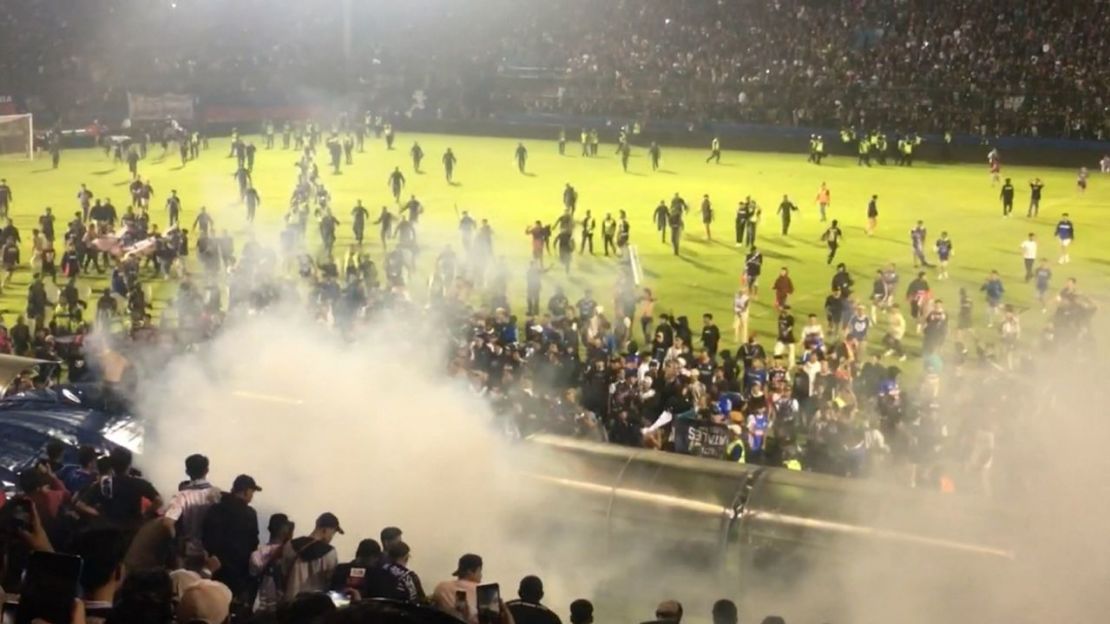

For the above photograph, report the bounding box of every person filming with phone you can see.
[433,553,514,624]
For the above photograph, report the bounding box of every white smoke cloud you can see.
[125,302,1110,624]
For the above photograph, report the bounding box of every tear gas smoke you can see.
[129,304,1110,624]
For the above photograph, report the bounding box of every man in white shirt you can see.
[732,288,750,343]
[1019,232,1037,282]
[432,553,488,624]
[883,304,908,361]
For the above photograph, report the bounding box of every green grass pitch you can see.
[3,132,1108,358]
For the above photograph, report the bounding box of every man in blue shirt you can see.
[935,232,953,280]
[1034,259,1052,312]
[909,220,931,267]
[980,270,1005,327]
[1055,213,1074,264]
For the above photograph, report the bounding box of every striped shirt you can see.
[164,484,222,553]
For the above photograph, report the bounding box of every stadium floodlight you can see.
[0,114,33,160]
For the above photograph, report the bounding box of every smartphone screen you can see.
[326,590,351,609]
[16,552,83,624]
[8,500,32,535]
[454,589,468,616]
[476,583,501,624]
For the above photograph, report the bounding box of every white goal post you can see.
[0,114,33,160]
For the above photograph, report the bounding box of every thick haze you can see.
[131,305,1110,623]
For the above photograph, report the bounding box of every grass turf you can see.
[2,133,1107,359]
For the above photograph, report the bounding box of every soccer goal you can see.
[0,114,33,160]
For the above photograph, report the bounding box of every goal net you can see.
[0,114,33,160]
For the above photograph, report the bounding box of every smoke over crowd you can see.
[121,301,1110,624]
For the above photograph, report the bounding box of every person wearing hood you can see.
[282,512,343,597]
[201,475,261,600]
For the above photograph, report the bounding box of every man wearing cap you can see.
[726,424,747,463]
[201,475,261,601]
[507,575,562,624]
[282,512,343,597]
[432,553,485,624]
[177,579,233,624]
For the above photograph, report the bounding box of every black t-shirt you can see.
[86,474,160,527]
[777,314,796,342]
[507,601,563,624]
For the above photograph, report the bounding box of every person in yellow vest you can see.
[874,133,888,165]
[725,424,746,463]
[580,129,589,156]
[857,138,871,167]
[814,136,825,164]
[782,446,803,470]
[902,138,914,167]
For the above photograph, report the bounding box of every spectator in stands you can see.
[650,600,684,624]
[110,569,175,624]
[507,575,562,624]
[369,540,425,603]
[83,447,162,535]
[282,512,343,597]
[72,527,129,624]
[331,538,383,597]
[569,599,595,624]
[178,453,212,491]
[432,553,484,623]
[711,599,738,624]
[57,445,99,494]
[380,525,404,550]
[201,474,261,600]
[177,579,233,624]
[249,512,295,612]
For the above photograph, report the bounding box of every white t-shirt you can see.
[1020,240,1037,259]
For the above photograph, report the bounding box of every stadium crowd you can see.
[4,443,779,624]
[0,116,1096,496]
[2,0,1109,138]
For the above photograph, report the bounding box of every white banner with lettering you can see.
[127,92,195,122]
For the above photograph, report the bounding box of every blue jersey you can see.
[847,314,871,339]
[744,368,767,390]
[982,279,1004,303]
[747,412,769,451]
[935,238,952,260]
[717,395,734,416]
[1034,267,1052,292]
[1055,220,1074,240]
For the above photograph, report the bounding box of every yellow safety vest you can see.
[784,459,802,471]
[726,440,746,464]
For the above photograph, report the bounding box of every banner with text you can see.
[673,417,730,459]
[127,93,195,122]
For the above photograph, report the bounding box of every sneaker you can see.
[883,349,894,357]
[898,355,907,362]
